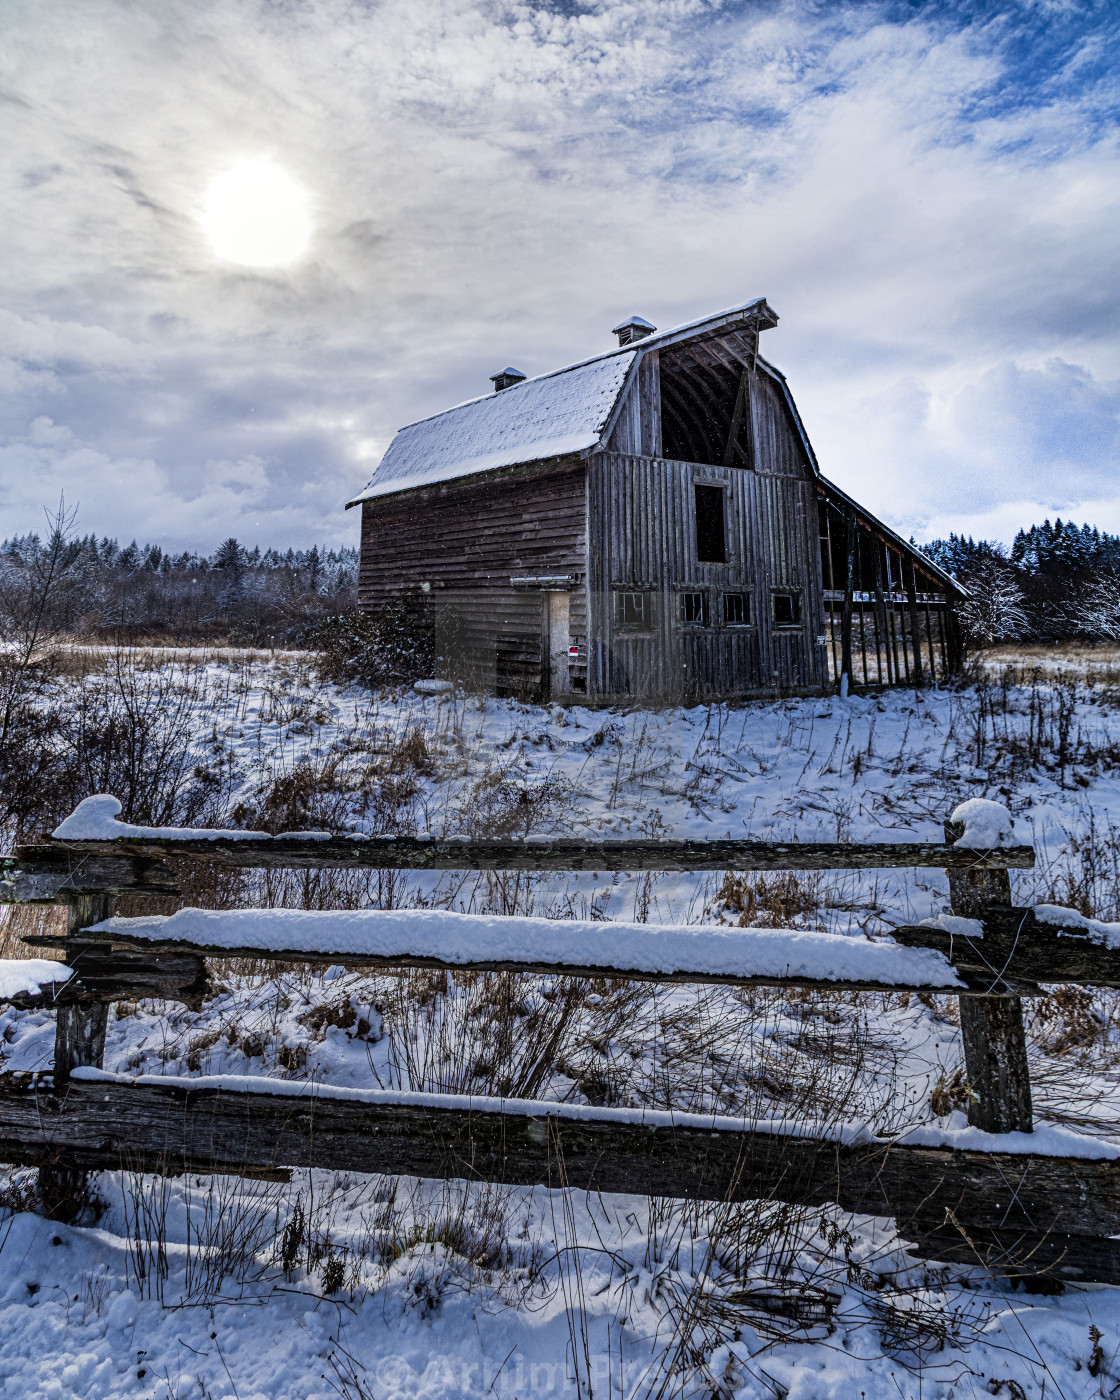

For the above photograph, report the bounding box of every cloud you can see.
[1,0,1119,547]
[0,418,317,549]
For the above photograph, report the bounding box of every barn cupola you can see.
[612,316,656,347]
[490,367,527,392]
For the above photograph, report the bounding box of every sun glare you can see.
[200,159,312,268]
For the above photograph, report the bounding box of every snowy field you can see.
[5,654,1120,1398]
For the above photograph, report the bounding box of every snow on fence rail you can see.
[3,794,1120,1286]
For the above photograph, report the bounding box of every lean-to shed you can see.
[348,299,963,701]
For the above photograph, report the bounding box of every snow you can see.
[895,1109,1120,1159]
[346,351,635,502]
[1034,902,1120,949]
[71,1067,880,1146]
[12,662,1120,1397]
[0,960,72,999]
[949,796,1017,847]
[52,793,330,841]
[918,912,986,940]
[90,906,967,988]
[414,678,454,694]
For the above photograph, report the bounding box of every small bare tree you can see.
[1068,573,1120,641]
[958,560,1029,645]
[0,497,83,843]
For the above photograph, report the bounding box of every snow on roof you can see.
[346,297,777,506]
[348,351,636,504]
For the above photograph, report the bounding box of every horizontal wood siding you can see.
[359,460,588,693]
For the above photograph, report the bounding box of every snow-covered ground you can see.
[5,657,1120,1398]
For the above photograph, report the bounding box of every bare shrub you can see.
[1030,986,1112,1058]
[305,601,433,689]
[558,982,904,1130]
[870,1288,985,1362]
[0,650,241,845]
[929,1068,972,1118]
[120,1168,285,1306]
[458,765,574,838]
[715,870,827,928]
[374,969,588,1099]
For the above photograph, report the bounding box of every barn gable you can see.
[346,298,780,506]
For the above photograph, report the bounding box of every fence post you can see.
[38,891,114,1219]
[944,821,1032,1133]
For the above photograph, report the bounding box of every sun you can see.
[200,159,312,268]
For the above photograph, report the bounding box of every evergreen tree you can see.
[212,538,246,576]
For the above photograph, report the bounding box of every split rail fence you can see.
[2,814,1120,1286]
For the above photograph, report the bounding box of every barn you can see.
[348,299,963,701]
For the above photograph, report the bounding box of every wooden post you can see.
[39,892,113,1219]
[872,539,890,685]
[905,558,924,687]
[945,821,1032,1134]
[944,600,965,676]
[840,510,856,691]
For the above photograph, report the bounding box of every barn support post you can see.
[39,892,113,1219]
[945,599,965,676]
[840,509,856,692]
[905,558,924,687]
[944,820,1032,1134]
[872,538,890,685]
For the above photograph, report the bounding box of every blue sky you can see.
[2,0,1118,550]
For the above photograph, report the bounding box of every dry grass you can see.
[0,904,66,960]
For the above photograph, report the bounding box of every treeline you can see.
[0,528,358,646]
[921,519,1120,644]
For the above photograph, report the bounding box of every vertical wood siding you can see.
[588,445,826,700]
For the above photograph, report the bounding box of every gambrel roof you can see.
[346,298,779,506]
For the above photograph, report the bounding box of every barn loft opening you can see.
[659,329,760,468]
[694,484,726,562]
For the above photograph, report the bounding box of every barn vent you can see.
[611,316,656,347]
[490,366,527,392]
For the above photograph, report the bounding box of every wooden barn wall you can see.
[752,370,812,479]
[606,351,662,458]
[587,446,826,701]
[358,459,588,692]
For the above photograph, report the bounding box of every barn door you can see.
[544,592,570,696]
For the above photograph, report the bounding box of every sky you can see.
[2,0,1119,552]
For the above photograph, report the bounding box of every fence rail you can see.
[2,803,1118,1286]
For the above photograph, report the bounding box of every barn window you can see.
[694,485,726,563]
[772,592,802,626]
[723,593,750,626]
[617,592,650,628]
[681,592,709,626]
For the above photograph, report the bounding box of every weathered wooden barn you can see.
[348,299,963,701]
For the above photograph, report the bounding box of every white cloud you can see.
[1,0,1119,547]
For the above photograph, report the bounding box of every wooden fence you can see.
[2,813,1120,1286]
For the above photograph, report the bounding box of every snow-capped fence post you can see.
[944,816,1033,1135]
[38,890,114,1219]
